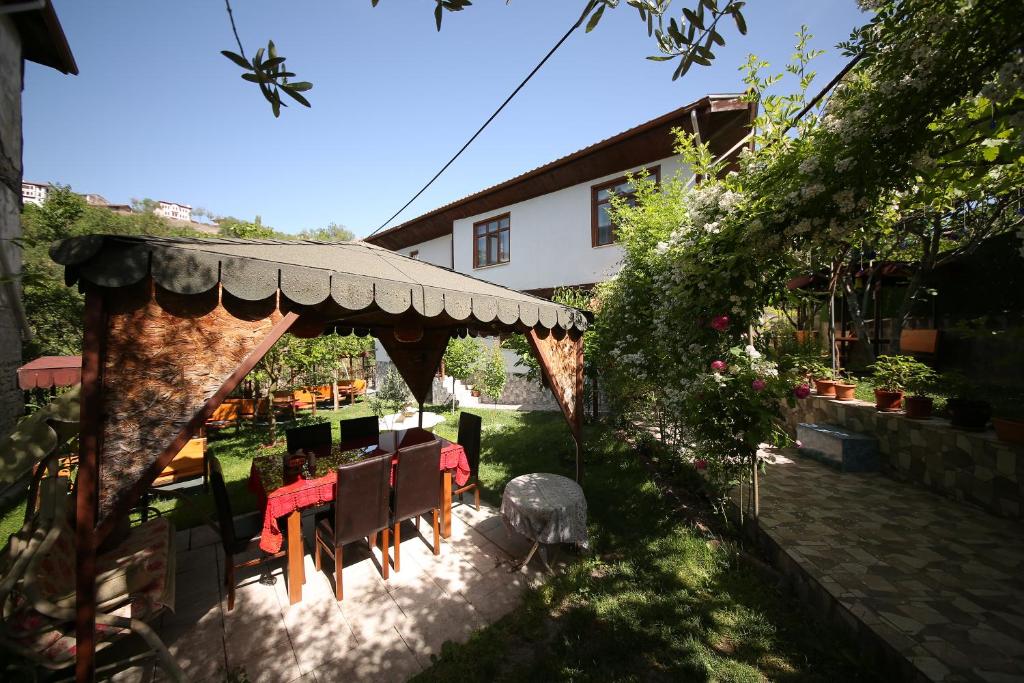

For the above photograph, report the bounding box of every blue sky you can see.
[24,1,866,238]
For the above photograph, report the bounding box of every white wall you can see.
[398,233,452,268]
[451,154,688,291]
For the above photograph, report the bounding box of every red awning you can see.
[17,355,82,390]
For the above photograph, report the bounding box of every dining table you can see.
[247,427,471,604]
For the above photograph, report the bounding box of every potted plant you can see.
[869,355,933,413]
[809,362,837,397]
[833,370,857,401]
[992,400,1024,445]
[943,372,992,431]
[903,363,938,419]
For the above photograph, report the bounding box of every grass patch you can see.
[415,421,877,682]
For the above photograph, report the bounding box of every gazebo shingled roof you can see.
[49,234,588,681]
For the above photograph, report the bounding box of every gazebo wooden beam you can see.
[75,289,105,683]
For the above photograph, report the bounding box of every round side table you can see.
[500,472,588,572]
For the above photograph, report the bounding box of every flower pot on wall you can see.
[874,389,904,412]
[471,389,481,397]
[947,398,992,431]
[993,417,1024,445]
[904,396,933,420]
[834,383,856,401]
[814,379,837,397]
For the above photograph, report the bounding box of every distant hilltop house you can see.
[365,94,755,404]
[20,180,49,206]
[155,199,192,223]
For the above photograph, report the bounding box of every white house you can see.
[21,180,49,206]
[365,94,754,404]
[155,200,192,222]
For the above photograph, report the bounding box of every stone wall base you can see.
[783,395,1024,521]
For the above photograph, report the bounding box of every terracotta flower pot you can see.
[993,417,1024,445]
[904,395,933,420]
[947,398,992,432]
[834,383,856,401]
[874,388,904,412]
[471,389,481,397]
[814,379,837,397]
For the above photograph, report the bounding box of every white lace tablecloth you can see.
[501,473,589,550]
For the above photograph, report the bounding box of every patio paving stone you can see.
[753,450,1024,682]
[129,500,557,681]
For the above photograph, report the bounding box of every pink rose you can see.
[711,360,727,372]
[695,459,707,471]
[793,384,811,399]
[752,379,766,392]
[710,315,730,332]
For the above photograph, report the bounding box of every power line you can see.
[367,9,590,238]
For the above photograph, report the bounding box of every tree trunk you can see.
[842,275,876,365]
[892,217,943,354]
[265,383,278,446]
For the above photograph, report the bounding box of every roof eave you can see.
[7,0,78,75]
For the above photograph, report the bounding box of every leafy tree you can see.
[19,187,206,359]
[442,336,481,412]
[369,365,412,428]
[477,341,507,404]
[216,215,279,239]
[130,197,159,214]
[297,223,355,241]
[222,0,751,116]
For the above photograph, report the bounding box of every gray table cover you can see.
[501,473,589,549]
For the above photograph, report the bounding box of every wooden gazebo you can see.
[48,234,588,680]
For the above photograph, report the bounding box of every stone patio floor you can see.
[132,500,542,682]
[756,450,1024,682]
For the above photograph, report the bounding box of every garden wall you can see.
[782,395,1024,520]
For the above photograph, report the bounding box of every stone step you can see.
[796,423,880,472]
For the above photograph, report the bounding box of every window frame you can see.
[471,212,511,269]
[590,166,660,247]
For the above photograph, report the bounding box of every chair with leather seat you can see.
[339,416,379,445]
[390,440,443,572]
[452,412,482,510]
[208,456,285,611]
[285,421,332,455]
[314,453,393,600]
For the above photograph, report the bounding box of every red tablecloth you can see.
[248,440,469,554]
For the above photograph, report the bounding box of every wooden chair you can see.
[292,389,317,416]
[208,456,285,611]
[340,416,379,444]
[312,384,333,404]
[285,421,332,455]
[452,412,482,510]
[390,440,443,572]
[313,454,393,599]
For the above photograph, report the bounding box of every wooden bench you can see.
[900,328,940,364]
[152,437,207,488]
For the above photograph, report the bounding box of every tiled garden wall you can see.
[782,395,1024,520]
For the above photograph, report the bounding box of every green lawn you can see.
[1,403,874,681]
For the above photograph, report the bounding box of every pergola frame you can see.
[52,236,587,681]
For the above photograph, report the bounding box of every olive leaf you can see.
[221,39,313,118]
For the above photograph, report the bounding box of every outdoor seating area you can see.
[3,3,1022,680]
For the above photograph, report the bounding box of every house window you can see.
[591,166,660,247]
[473,214,510,268]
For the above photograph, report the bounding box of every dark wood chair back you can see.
[332,454,392,546]
[286,422,332,454]
[340,416,379,444]
[392,440,442,521]
[209,456,241,554]
[457,412,482,480]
